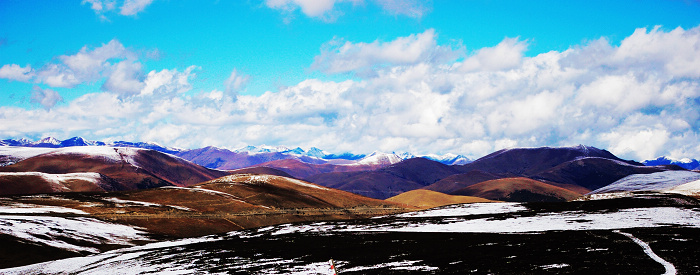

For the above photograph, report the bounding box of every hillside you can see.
[386,189,494,209]
[452,177,583,202]
[306,158,460,199]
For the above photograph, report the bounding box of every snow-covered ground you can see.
[3,198,699,274]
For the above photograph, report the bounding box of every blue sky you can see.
[1,0,700,160]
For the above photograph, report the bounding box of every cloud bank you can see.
[1,26,700,161]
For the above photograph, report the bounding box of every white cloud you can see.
[460,37,528,72]
[35,64,82,88]
[102,61,145,97]
[601,128,670,161]
[29,39,134,89]
[60,39,130,81]
[0,64,34,82]
[3,26,700,160]
[30,86,63,110]
[312,29,462,75]
[141,66,196,97]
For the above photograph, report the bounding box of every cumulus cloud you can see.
[30,86,64,110]
[3,26,700,160]
[0,64,34,82]
[312,29,462,75]
[102,61,145,97]
[460,37,528,72]
[25,39,135,88]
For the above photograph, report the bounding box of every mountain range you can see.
[1,137,698,204]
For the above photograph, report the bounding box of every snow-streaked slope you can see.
[0,147,56,166]
[0,215,151,253]
[588,170,700,194]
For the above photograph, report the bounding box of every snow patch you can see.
[0,172,103,192]
[394,202,527,218]
[0,201,88,214]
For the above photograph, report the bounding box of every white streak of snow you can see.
[614,230,676,275]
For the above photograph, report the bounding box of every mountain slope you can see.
[533,157,676,191]
[455,145,637,176]
[0,147,228,195]
[452,177,582,202]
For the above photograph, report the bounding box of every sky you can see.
[1,0,700,161]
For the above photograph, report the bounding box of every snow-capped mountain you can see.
[421,153,472,165]
[355,151,403,166]
[59,137,105,147]
[30,137,61,147]
[644,156,700,170]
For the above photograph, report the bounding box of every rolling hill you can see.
[422,170,501,194]
[452,177,583,202]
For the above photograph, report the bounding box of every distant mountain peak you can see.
[644,156,700,170]
[355,151,402,166]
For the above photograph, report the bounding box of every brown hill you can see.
[386,189,494,209]
[422,170,500,194]
[0,147,228,195]
[452,177,582,202]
